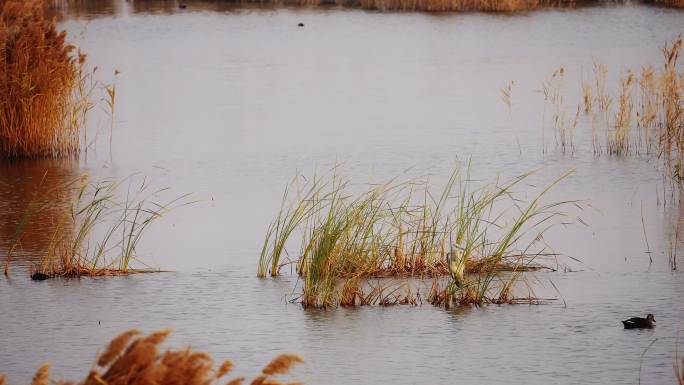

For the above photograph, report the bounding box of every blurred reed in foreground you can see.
[0,329,304,385]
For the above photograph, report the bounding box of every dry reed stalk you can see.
[543,67,577,153]
[593,59,612,113]
[98,330,141,367]
[261,354,304,376]
[29,364,49,385]
[676,332,684,385]
[636,66,658,153]
[0,0,90,159]
[501,80,514,115]
[609,71,635,155]
[582,79,593,114]
[1,330,304,385]
[215,360,234,379]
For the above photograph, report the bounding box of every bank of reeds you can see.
[646,0,684,7]
[135,0,684,11]
[0,0,91,159]
[544,38,684,184]
[0,329,304,385]
[4,176,192,279]
[258,165,578,308]
[343,0,577,12]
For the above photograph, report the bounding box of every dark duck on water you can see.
[622,314,655,329]
[30,272,49,281]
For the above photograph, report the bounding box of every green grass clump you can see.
[258,165,579,309]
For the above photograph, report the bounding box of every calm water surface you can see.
[1,2,683,384]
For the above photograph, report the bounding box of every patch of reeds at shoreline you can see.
[3,176,192,279]
[258,165,580,309]
[0,0,92,159]
[261,0,583,12]
[0,329,305,385]
[542,38,683,182]
[45,0,684,15]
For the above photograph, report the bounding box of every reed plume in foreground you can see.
[1,330,304,385]
[0,0,90,159]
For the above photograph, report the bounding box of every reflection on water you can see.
[0,160,79,267]
[1,2,684,385]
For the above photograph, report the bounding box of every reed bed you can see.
[258,166,578,308]
[347,0,578,12]
[0,329,304,385]
[138,0,684,11]
[4,176,191,279]
[0,0,91,159]
[544,38,684,184]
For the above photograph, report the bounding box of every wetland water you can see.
[1,2,684,383]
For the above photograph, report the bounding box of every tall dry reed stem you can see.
[29,364,49,385]
[0,0,91,158]
[1,330,304,385]
[608,71,635,155]
[543,67,579,154]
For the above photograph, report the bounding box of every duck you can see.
[30,272,49,281]
[622,314,656,329]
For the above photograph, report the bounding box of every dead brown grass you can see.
[354,0,577,12]
[192,0,584,11]
[1,330,304,385]
[0,0,90,159]
[169,0,684,11]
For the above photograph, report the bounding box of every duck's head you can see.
[647,314,656,323]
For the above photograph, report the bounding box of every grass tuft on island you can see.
[4,176,192,279]
[258,165,581,309]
